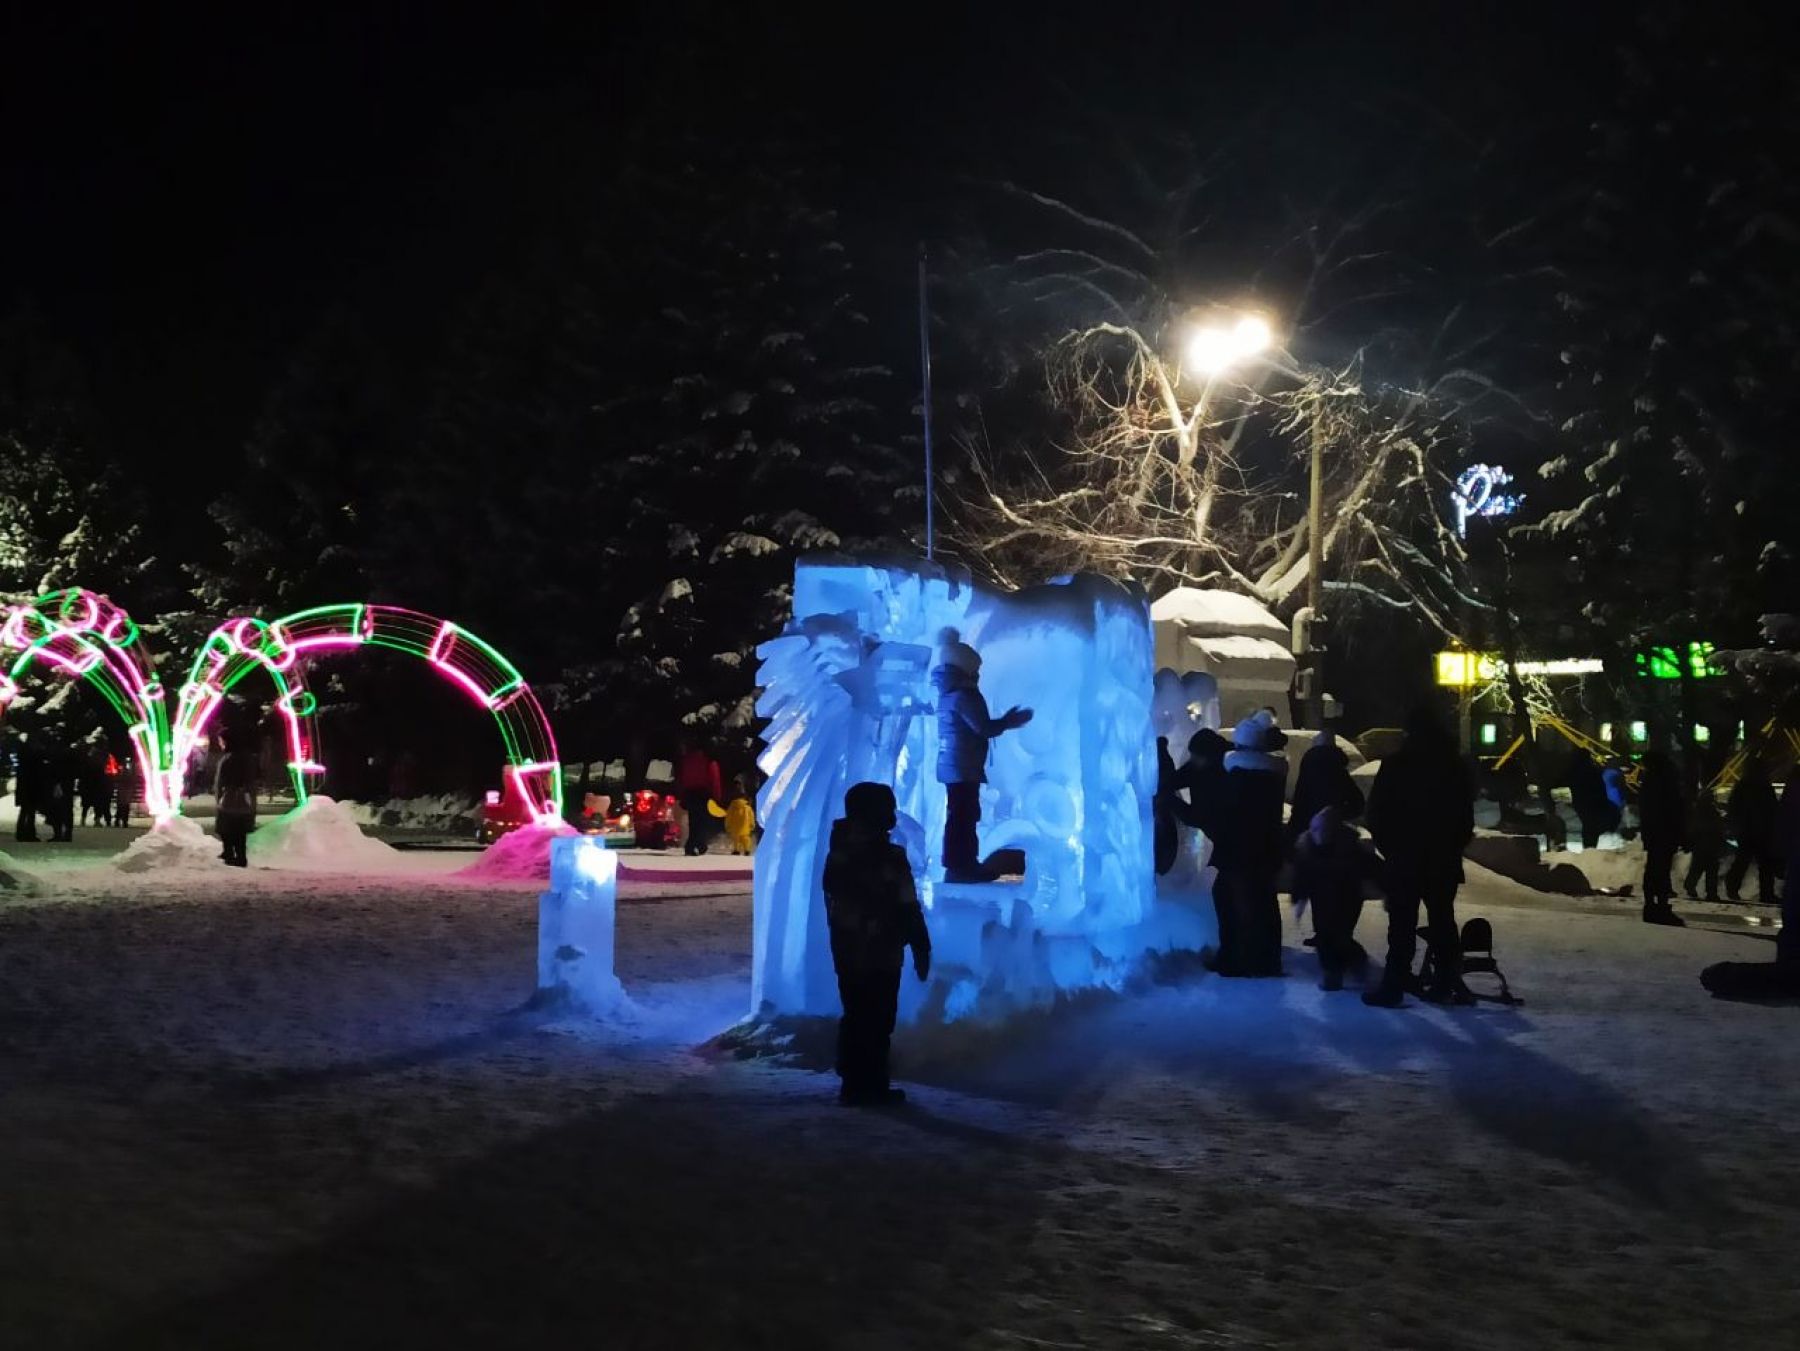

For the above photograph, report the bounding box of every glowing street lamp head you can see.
[1183,312,1274,375]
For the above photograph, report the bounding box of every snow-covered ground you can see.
[0,840,1795,1348]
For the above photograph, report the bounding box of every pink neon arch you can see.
[0,588,178,820]
[172,603,562,822]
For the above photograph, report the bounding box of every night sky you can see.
[4,2,1633,479]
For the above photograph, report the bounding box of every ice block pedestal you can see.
[534,834,624,1013]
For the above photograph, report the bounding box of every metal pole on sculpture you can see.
[918,243,936,561]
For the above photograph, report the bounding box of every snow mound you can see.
[112,816,219,874]
[1,848,41,894]
[247,797,402,871]
[1149,587,1288,641]
[457,823,577,882]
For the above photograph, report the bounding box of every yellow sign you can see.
[1435,651,1604,687]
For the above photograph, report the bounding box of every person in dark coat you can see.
[1364,706,1476,1007]
[1291,805,1379,990]
[78,754,111,828]
[112,760,137,827]
[1726,762,1778,903]
[1287,730,1365,844]
[930,628,1031,883]
[45,745,77,842]
[212,734,258,867]
[1153,737,1180,876]
[1777,778,1800,963]
[1683,790,1726,902]
[674,739,723,857]
[1635,752,1686,926]
[12,738,45,842]
[1191,712,1288,977]
[821,782,931,1106]
[1567,753,1620,849]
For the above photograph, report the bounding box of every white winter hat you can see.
[935,627,981,675]
[1233,709,1283,751]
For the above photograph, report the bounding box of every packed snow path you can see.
[1,857,1795,1349]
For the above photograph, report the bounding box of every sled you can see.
[1416,917,1522,1005]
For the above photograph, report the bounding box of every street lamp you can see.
[1180,309,1329,730]
[1182,313,1272,376]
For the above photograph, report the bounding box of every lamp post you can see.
[1180,312,1327,728]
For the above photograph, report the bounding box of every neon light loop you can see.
[0,588,179,820]
[171,603,563,825]
[2,590,562,828]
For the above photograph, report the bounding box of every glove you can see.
[1002,706,1034,730]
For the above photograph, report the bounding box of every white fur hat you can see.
[934,627,981,675]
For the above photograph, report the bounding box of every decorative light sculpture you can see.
[0,588,178,819]
[171,603,562,823]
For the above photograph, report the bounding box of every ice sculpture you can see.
[535,835,624,1013]
[752,558,1211,1023]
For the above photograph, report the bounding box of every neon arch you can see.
[0,588,179,820]
[172,603,562,823]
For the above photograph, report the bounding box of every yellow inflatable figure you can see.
[708,791,758,855]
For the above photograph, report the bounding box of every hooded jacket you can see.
[932,664,1010,784]
[1289,736,1365,839]
[822,817,930,971]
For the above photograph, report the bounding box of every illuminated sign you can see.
[1452,464,1524,537]
[1435,651,1604,687]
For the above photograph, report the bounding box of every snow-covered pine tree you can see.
[1531,7,1800,764]
[198,307,403,615]
[611,141,913,759]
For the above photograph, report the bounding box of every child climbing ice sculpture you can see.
[930,628,1032,883]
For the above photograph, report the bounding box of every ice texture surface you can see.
[535,834,625,1014]
[753,559,1202,1021]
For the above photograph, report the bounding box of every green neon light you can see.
[1635,641,1720,681]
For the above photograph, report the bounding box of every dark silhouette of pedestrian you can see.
[1193,712,1288,977]
[1567,753,1620,849]
[112,761,137,827]
[1777,778,1800,962]
[930,628,1030,882]
[78,754,110,828]
[1287,730,1365,843]
[1364,706,1476,1007]
[1636,752,1686,926]
[45,745,76,842]
[1726,762,1778,903]
[674,738,722,857]
[822,782,930,1107]
[12,738,45,842]
[1683,789,1725,901]
[1291,805,1377,991]
[213,734,258,867]
[1153,737,1180,875]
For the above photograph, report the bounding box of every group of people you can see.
[9,738,139,842]
[1637,755,1797,921]
[1160,706,1476,1007]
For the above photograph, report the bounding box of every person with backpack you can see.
[213,733,258,867]
[1364,706,1476,1007]
[822,782,931,1107]
[1635,752,1686,926]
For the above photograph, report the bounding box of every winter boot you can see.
[1362,983,1407,1009]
